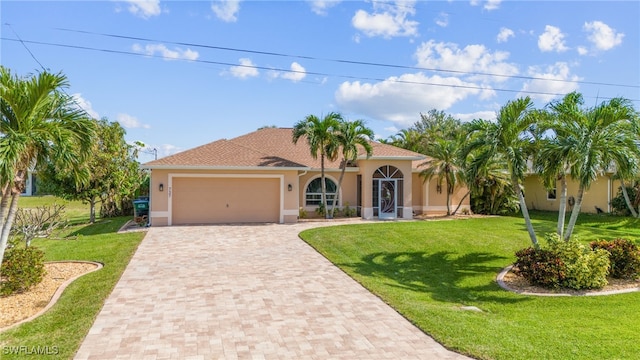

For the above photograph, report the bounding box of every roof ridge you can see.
[227,134,303,165]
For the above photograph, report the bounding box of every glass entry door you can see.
[378,179,397,219]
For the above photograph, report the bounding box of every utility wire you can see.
[6,23,47,71]
[3,25,94,119]
[6,36,632,101]
[52,26,639,89]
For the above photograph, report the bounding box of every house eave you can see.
[358,156,426,161]
[142,165,310,171]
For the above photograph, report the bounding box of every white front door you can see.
[378,179,397,219]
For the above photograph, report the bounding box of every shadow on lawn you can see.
[67,218,127,237]
[345,251,528,304]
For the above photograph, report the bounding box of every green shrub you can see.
[299,207,307,219]
[590,239,640,279]
[315,203,326,217]
[342,202,356,217]
[0,246,47,296]
[610,186,637,216]
[547,235,610,290]
[514,247,566,289]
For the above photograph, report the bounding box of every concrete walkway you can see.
[75,222,472,359]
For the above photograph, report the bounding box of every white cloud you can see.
[414,40,519,83]
[123,0,161,19]
[577,46,588,56]
[116,113,151,129]
[583,21,624,52]
[453,110,497,122]
[211,0,240,22]
[352,0,419,38]
[280,62,307,82]
[384,126,399,134]
[435,12,449,27]
[538,25,568,52]
[519,62,581,102]
[132,43,199,61]
[230,58,259,79]
[470,0,502,11]
[72,93,100,119]
[309,0,341,15]
[335,73,482,126]
[497,27,514,43]
[484,0,502,11]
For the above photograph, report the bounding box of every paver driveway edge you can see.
[75,222,473,359]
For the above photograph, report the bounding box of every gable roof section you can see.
[144,127,425,170]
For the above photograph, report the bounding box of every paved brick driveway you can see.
[75,222,472,359]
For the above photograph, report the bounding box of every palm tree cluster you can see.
[293,112,374,219]
[389,94,639,248]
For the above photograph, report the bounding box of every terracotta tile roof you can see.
[144,127,425,169]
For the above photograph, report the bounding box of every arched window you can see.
[305,177,338,206]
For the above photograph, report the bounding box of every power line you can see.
[52,26,639,90]
[5,23,47,71]
[3,25,94,119]
[2,37,638,103]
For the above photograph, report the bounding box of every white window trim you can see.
[303,175,340,208]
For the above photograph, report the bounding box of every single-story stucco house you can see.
[142,127,470,225]
[523,173,623,214]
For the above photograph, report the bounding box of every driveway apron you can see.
[75,223,471,359]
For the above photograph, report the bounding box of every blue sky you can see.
[2,1,639,163]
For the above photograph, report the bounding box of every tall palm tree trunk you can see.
[0,192,21,273]
[452,191,470,215]
[320,154,330,219]
[445,181,452,215]
[330,160,347,218]
[620,180,639,218]
[557,175,568,238]
[512,174,539,248]
[564,186,585,240]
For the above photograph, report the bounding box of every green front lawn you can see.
[300,214,640,360]
[16,195,93,225]
[0,215,145,359]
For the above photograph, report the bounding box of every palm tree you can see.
[292,112,341,219]
[535,92,584,238]
[389,128,424,153]
[419,138,466,215]
[465,97,539,247]
[466,152,516,215]
[0,67,95,270]
[562,97,639,240]
[328,119,374,217]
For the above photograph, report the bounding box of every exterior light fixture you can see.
[159,183,164,192]
[288,184,293,191]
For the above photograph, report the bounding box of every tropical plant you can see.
[415,109,462,142]
[0,67,95,275]
[558,97,639,240]
[464,97,540,247]
[328,119,374,217]
[419,137,466,215]
[387,128,424,153]
[611,184,640,216]
[535,92,584,239]
[465,152,517,215]
[292,112,341,219]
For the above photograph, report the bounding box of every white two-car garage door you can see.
[171,177,281,225]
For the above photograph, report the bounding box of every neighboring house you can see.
[523,174,622,214]
[142,128,470,226]
[21,171,36,196]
